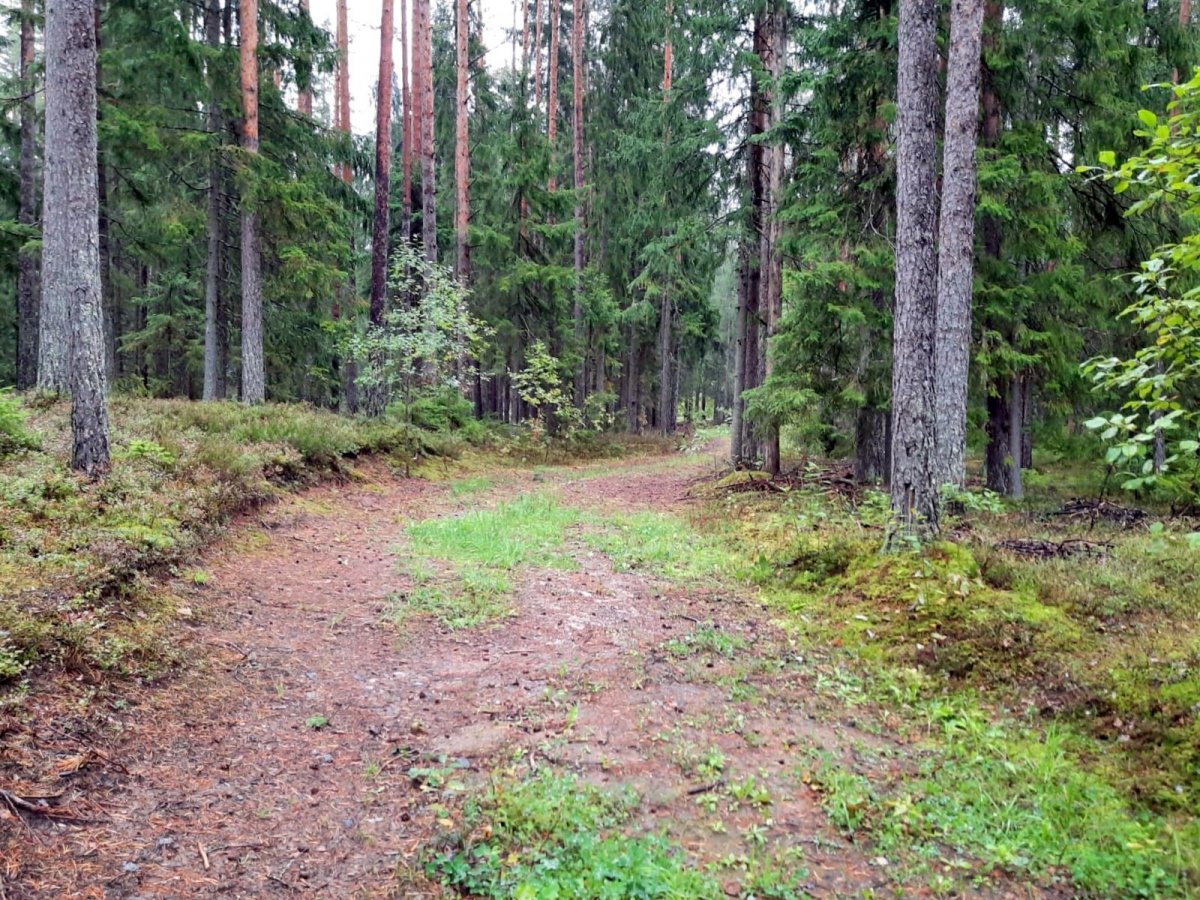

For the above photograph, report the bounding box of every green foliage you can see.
[512,340,583,436]
[583,511,737,582]
[425,769,720,899]
[1082,74,1200,502]
[0,389,38,456]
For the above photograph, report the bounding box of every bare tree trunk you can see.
[371,0,394,326]
[239,0,264,404]
[17,0,39,390]
[888,0,940,543]
[1008,373,1024,499]
[96,0,116,383]
[933,0,985,488]
[44,0,110,470]
[730,245,749,463]
[762,0,785,475]
[533,0,544,109]
[571,0,586,405]
[203,0,226,400]
[658,288,672,434]
[547,0,560,192]
[419,0,437,262]
[401,0,413,246]
[455,0,470,280]
[298,0,313,115]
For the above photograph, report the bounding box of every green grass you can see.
[583,511,739,582]
[449,475,494,498]
[700,475,1200,895]
[392,493,583,629]
[425,768,720,898]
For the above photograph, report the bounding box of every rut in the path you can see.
[4,451,892,898]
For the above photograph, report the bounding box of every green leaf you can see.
[1098,150,1117,167]
[1138,109,1158,129]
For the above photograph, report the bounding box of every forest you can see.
[2,0,1200,895]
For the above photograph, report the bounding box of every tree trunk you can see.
[419,0,437,262]
[762,0,786,475]
[533,0,544,109]
[658,288,672,434]
[96,0,116,383]
[44,0,110,470]
[888,0,940,543]
[985,380,1010,494]
[855,408,890,483]
[933,0,985,488]
[401,0,412,246]
[1008,373,1024,499]
[17,0,39,391]
[298,0,313,115]
[371,0,394,326]
[547,0,560,192]
[571,0,586,406]
[455,0,470,281]
[203,0,226,400]
[239,0,264,404]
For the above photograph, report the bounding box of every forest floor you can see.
[1,434,1197,897]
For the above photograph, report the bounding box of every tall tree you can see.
[298,0,313,116]
[534,0,544,108]
[933,0,986,486]
[547,0,560,192]
[454,0,469,280]
[203,0,227,400]
[762,0,786,475]
[656,0,673,434]
[371,0,395,326]
[43,0,111,470]
[336,0,350,182]
[888,0,940,541]
[401,0,413,246]
[571,0,586,404]
[418,0,436,261]
[239,0,265,404]
[16,0,39,390]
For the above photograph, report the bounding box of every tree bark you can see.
[17,0,39,390]
[44,0,110,470]
[933,0,985,488]
[203,0,226,400]
[571,0,586,405]
[239,0,264,404]
[888,0,940,543]
[547,0,560,192]
[371,0,394,326]
[762,0,786,475]
[298,0,313,116]
[455,0,470,281]
[401,0,413,246]
[533,0,544,110]
[419,0,437,262]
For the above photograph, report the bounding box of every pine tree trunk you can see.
[96,0,116,383]
[658,288,672,434]
[203,0,226,400]
[730,244,749,463]
[239,0,264,404]
[401,0,412,246]
[888,0,940,543]
[533,0,544,110]
[547,0,560,192]
[371,0,394,326]
[16,0,39,391]
[1008,373,1024,499]
[419,0,437,262]
[455,0,470,281]
[44,0,110,471]
[933,0,985,488]
[571,0,586,406]
[762,0,785,475]
[298,0,312,115]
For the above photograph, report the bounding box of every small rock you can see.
[122,862,140,874]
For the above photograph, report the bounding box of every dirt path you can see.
[5,447,902,898]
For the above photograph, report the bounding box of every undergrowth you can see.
[0,396,465,700]
[425,768,720,898]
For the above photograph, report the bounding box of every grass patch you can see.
[392,493,583,629]
[425,768,720,898]
[449,476,494,498]
[583,511,739,582]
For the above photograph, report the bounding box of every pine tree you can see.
[454,0,470,281]
[239,0,264,404]
[16,0,39,391]
[371,0,395,326]
[43,0,111,470]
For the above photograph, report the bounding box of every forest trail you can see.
[11,445,925,898]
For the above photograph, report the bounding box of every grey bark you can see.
[729,247,748,463]
[933,0,985,488]
[43,0,110,471]
[761,0,786,475]
[888,0,940,543]
[203,0,226,400]
[239,0,265,404]
[658,288,673,434]
[1007,372,1024,499]
[17,0,40,391]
